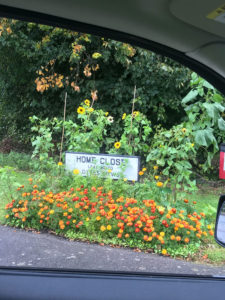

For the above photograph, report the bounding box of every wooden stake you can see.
[59,92,67,162]
[128,85,136,149]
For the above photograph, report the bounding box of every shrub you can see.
[0,151,32,171]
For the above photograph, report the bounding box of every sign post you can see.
[219,143,225,179]
[65,152,140,181]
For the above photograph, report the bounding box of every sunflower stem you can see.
[128,85,136,153]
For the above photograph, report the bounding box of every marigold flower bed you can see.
[4,180,214,256]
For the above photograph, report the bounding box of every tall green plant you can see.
[147,124,196,202]
[182,72,225,170]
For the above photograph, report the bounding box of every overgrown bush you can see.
[0,151,32,171]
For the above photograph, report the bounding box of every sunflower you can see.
[133,111,139,117]
[77,106,85,114]
[122,113,126,120]
[114,141,121,149]
[84,99,90,106]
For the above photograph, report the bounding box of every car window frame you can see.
[0,3,225,300]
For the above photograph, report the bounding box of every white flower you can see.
[107,116,114,123]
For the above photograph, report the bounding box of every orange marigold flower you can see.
[100,225,106,232]
[143,235,149,241]
[73,169,80,175]
[156,181,163,187]
[162,249,167,255]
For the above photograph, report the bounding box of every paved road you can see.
[1,225,225,276]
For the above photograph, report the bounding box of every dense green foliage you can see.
[0,18,190,143]
[0,18,225,182]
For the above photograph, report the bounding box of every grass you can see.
[187,185,225,265]
[0,170,30,222]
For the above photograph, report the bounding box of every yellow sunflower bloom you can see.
[133,111,139,117]
[84,99,90,106]
[77,106,85,114]
[122,113,126,120]
[88,107,94,113]
[114,142,121,149]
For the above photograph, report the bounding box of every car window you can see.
[1,17,225,276]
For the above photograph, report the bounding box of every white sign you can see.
[65,152,140,181]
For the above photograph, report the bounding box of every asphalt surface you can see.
[1,225,225,276]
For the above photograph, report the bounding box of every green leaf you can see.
[202,80,214,90]
[218,118,225,131]
[213,93,224,103]
[203,102,224,123]
[181,90,198,105]
[194,128,217,147]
